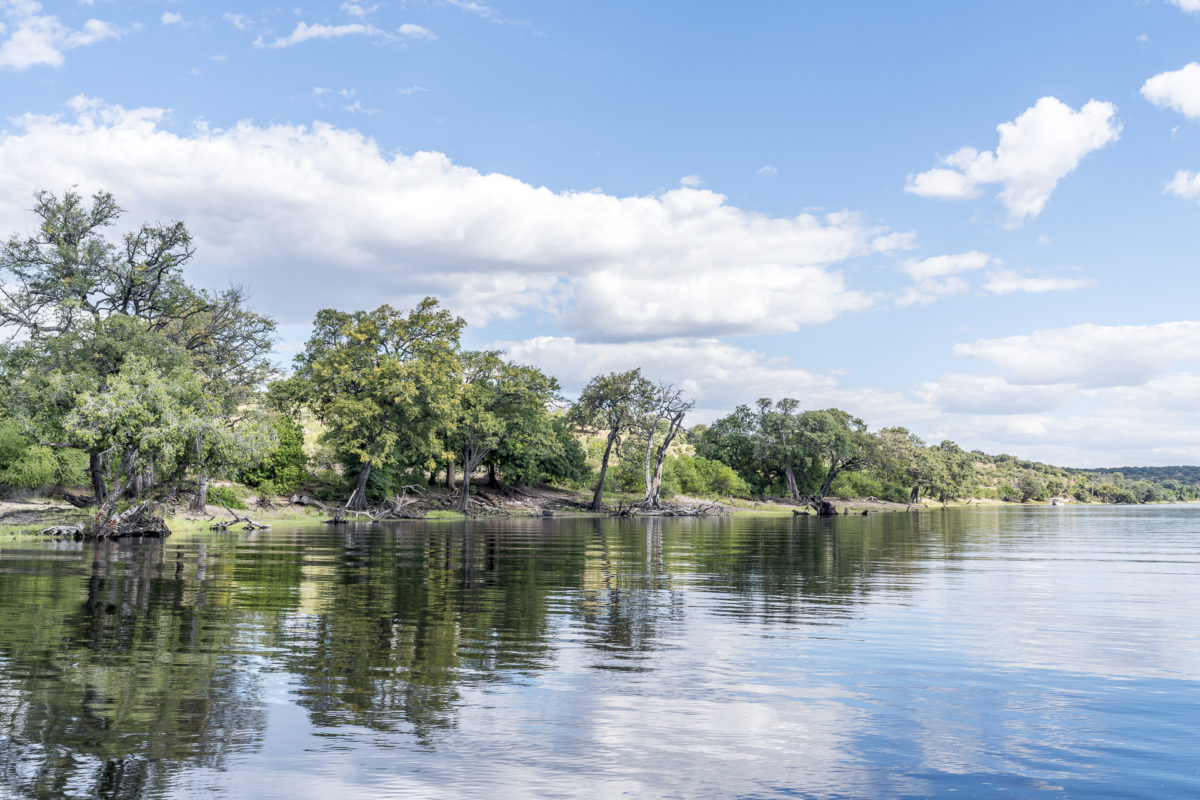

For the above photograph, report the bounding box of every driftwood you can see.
[610,500,729,517]
[210,497,270,531]
[293,485,425,523]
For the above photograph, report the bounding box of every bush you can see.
[241,415,308,496]
[0,421,88,491]
[664,454,751,498]
[207,484,247,510]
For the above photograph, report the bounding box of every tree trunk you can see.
[784,466,800,502]
[456,469,472,513]
[592,431,618,512]
[445,457,456,490]
[190,469,208,513]
[346,464,371,510]
[819,467,838,499]
[647,411,685,507]
[909,484,920,503]
[643,430,655,502]
[487,462,500,489]
[89,451,107,506]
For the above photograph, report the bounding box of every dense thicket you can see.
[0,190,1193,525]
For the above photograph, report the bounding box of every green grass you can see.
[424,509,469,520]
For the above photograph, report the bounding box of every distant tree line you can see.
[0,190,1195,530]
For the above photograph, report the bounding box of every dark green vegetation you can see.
[0,190,1195,532]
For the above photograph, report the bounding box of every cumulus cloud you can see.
[982,268,1092,295]
[254,21,383,48]
[952,320,1200,387]
[161,12,183,26]
[340,2,379,16]
[222,13,251,30]
[1166,169,1200,199]
[254,20,434,47]
[1169,0,1200,13]
[498,336,929,425]
[915,374,1074,415]
[905,97,1121,226]
[1141,63,1200,120]
[756,165,777,177]
[895,251,990,307]
[0,97,910,338]
[398,23,436,39]
[901,251,991,281]
[0,1,118,69]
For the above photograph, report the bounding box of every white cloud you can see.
[952,320,1200,387]
[901,251,991,281]
[895,251,991,308]
[982,268,1092,295]
[915,374,1074,415]
[0,1,118,70]
[1169,0,1200,13]
[445,0,499,20]
[1166,169,1200,199]
[161,12,183,26]
[0,97,910,338]
[1141,62,1200,121]
[254,21,383,48]
[340,2,379,16]
[679,174,703,188]
[222,12,251,30]
[895,275,971,308]
[756,165,777,177]
[905,97,1121,226]
[398,23,435,39]
[499,336,928,426]
[397,85,430,95]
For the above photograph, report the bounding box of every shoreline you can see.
[0,490,1180,537]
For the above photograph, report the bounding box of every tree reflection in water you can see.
[0,515,952,798]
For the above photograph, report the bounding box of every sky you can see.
[2,1,1200,467]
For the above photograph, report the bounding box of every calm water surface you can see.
[0,507,1198,799]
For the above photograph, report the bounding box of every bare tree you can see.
[637,383,695,507]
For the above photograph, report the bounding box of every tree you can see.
[449,351,559,513]
[292,300,464,510]
[0,189,276,507]
[241,415,309,497]
[753,398,808,502]
[65,356,202,531]
[636,383,695,507]
[694,405,769,493]
[798,408,871,499]
[570,369,654,511]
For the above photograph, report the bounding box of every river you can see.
[0,507,1197,798]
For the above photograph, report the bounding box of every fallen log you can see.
[211,497,270,531]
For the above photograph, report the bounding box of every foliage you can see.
[570,368,655,510]
[0,421,87,491]
[241,415,309,496]
[206,484,248,510]
[291,299,464,508]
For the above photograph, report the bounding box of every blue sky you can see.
[4,1,1200,466]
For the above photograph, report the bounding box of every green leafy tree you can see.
[450,351,560,512]
[694,405,771,493]
[292,299,464,510]
[570,369,655,511]
[797,408,872,499]
[0,189,276,507]
[753,398,810,502]
[241,415,309,497]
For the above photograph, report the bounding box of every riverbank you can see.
[0,485,1077,537]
